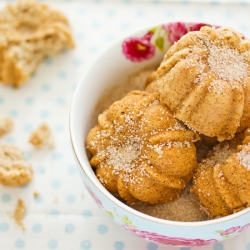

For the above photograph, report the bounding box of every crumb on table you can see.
[29,123,54,148]
[53,197,58,204]
[33,191,39,197]
[0,144,33,186]
[0,117,14,137]
[13,199,26,231]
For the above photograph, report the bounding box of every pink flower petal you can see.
[123,224,218,247]
[122,37,155,62]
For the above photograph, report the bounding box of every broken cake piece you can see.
[29,123,53,148]
[0,0,75,87]
[0,144,33,186]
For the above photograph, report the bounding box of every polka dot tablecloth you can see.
[0,0,250,249]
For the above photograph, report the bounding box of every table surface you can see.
[0,0,250,250]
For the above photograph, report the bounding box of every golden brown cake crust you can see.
[156,26,250,141]
[0,0,75,87]
[87,90,198,204]
[145,71,159,93]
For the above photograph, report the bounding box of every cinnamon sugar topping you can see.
[208,80,226,95]
[237,147,250,170]
[208,45,248,83]
[105,136,143,175]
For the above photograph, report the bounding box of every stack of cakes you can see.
[86,26,250,220]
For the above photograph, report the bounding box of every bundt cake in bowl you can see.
[192,128,250,218]
[86,90,198,204]
[70,22,250,247]
[156,26,250,141]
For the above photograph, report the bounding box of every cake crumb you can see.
[0,117,14,137]
[33,191,39,197]
[0,144,33,186]
[53,197,58,204]
[29,123,54,148]
[12,199,26,231]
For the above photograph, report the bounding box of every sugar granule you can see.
[208,45,248,84]
[237,147,250,170]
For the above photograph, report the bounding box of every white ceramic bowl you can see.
[70,22,250,247]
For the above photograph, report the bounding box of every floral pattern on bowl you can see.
[122,22,214,62]
[82,177,250,247]
[216,223,250,239]
[122,224,218,247]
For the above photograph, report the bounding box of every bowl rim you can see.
[69,22,250,228]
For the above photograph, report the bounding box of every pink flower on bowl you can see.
[123,225,218,247]
[122,32,155,62]
[162,22,188,44]
[163,22,210,44]
[220,226,241,236]
[122,22,212,62]
[238,223,250,233]
[85,184,103,208]
[188,22,209,31]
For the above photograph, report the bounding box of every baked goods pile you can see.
[86,26,250,220]
[0,0,75,87]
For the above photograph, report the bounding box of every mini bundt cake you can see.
[191,129,250,218]
[156,26,250,141]
[86,90,199,204]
